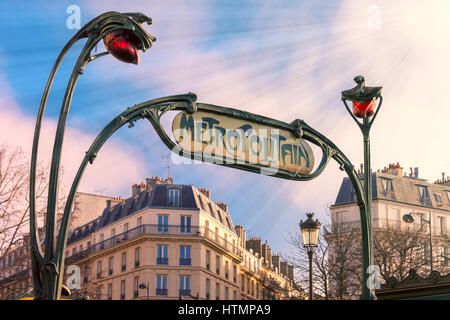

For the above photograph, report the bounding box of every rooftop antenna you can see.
[162,153,171,179]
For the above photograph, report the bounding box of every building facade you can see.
[0,176,303,300]
[328,163,450,297]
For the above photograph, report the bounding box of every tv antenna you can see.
[162,153,171,179]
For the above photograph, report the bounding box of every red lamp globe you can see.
[352,98,376,118]
[103,29,140,65]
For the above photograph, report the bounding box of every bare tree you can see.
[373,225,431,282]
[285,209,362,300]
[0,141,67,298]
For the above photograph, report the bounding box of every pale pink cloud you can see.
[0,74,149,198]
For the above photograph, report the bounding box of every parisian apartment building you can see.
[0,177,304,300]
[328,163,450,297]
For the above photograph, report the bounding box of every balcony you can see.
[66,224,242,265]
[156,288,168,296]
[179,289,191,297]
[157,257,168,265]
[179,258,191,266]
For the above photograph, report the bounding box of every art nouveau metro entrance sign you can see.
[172,111,315,175]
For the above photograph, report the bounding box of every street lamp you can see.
[341,75,383,300]
[300,213,321,300]
[402,212,433,271]
[28,11,156,300]
[139,282,150,300]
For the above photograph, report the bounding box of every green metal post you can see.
[29,11,155,300]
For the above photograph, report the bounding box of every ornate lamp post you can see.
[139,282,150,300]
[300,213,321,300]
[403,212,433,271]
[341,75,383,300]
[29,11,156,300]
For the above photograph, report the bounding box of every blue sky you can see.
[1,1,449,255]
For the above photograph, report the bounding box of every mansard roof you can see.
[67,183,235,244]
[333,172,450,211]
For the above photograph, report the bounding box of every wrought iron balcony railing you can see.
[65,224,242,264]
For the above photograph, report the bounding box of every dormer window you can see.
[380,177,395,200]
[417,185,432,206]
[168,188,181,207]
[434,193,443,206]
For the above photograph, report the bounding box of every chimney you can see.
[360,163,364,175]
[383,162,403,177]
[272,255,281,274]
[216,202,228,212]
[288,264,294,280]
[234,225,247,248]
[132,183,146,197]
[409,167,413,177]
[106,199,112,209]
[280,261,288,277]
[146,176,173,190]
[199,188,211,199]
[246,237,262,257]
[266,245,273,268]
[414,167,419,178]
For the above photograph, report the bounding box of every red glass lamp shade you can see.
[352,98,376,118]
[103,29,140,65]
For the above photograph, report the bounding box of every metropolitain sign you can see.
[172,111,315,175]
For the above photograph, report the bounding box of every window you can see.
[111,228,116,238]
[134,276,139,298]
[96,287,102,299]
[120,280,126,300]
[438,216,446,236]
[157,245,168,265]
[197,194,205,210]
[226,217,232,230]
[216,283,220,300]
[225,287,229,300]
[180,246,191,266]
[121,252,127,272]
[97,261,102,279]
[233,265,237,283]
[225,261,229,279]
[135,247,140,268]
[179,275,191,296]
[158,215,169,233]
[168,189,181,207]
[208,203,215,218]
[206,279,210,300]
[99,234,104,249]
[417,185,432,206]
[241,275,245,292]
[180,216,191,233]
[107,283,112,300]
[435,193,443,206]
[216,255,220,275]
[233,290,237,300]
[156,275,168,296]
[83,266,89,284]
[216,209,223,223]
[380,178,395,199]
[123,223,129,240]
[137,217,143,235]
[446,191,450,204]
[206,250,210,270]
[108,256,114,275]
[79,244,83,252]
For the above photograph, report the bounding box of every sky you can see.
[0,0,449,255]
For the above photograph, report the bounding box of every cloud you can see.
[0,72,149,198]
[65,1,450,251]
